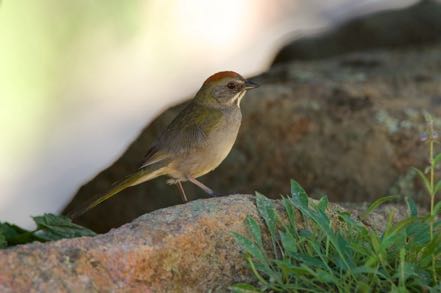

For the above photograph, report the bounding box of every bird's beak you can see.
[244,80,259,90]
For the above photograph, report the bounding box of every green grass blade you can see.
[255,192,278,239]
[406,221,430,246]
[405,196,418,217]
[229,283,261,293]
[434,180,441,196]
[317,196,329,212]
[432,153,441,167]
[245,216,263,248]
[281,197,298,236]
[434,201,441,215]
[292,198,354,273]
[290,179,309,207]
[232,232,267,263]
[361,195,400,219]
[255,192,280,258]
[338,211,366,232]
[280,230,297,256]
[414,167,433,195]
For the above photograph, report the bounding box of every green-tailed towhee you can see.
[70,71,259,218]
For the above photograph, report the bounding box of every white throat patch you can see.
[233,91,246,108]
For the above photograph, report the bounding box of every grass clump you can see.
[232,116,441,292]
[232,180,441,292]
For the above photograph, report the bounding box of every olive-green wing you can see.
[139,102,223,168]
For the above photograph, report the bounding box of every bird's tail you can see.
[67,165,165,219]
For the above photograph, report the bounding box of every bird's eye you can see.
[227,82,236,89]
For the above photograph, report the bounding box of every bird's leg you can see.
[176,181,188,202]
[187,177,215,196]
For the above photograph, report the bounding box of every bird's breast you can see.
[178,109,242,178]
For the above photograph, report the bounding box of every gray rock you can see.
[273,0,441,64]
[0,195,408,292]
[64,45,441,232]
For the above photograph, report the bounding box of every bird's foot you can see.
[187,177,217,196]
[166,178,179,185]
[208,192,225,197]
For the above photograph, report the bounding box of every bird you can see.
[69,71,259,218]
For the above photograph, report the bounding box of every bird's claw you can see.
[166,179,178,185]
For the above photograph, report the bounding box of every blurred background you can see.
[0,0,427,227]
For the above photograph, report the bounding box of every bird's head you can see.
[194,71,259,108]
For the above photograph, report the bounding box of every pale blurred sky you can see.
[0,0,417,227]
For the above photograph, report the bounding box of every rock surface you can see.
[2,196,256,292]
[0,195,405,292]
[64,44,441,232]
[273,0,441,64]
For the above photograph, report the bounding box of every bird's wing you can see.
[139,144,170,169]
[160,102,223,151]
[139,102,223,169]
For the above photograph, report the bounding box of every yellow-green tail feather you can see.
[68,166,164,219]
